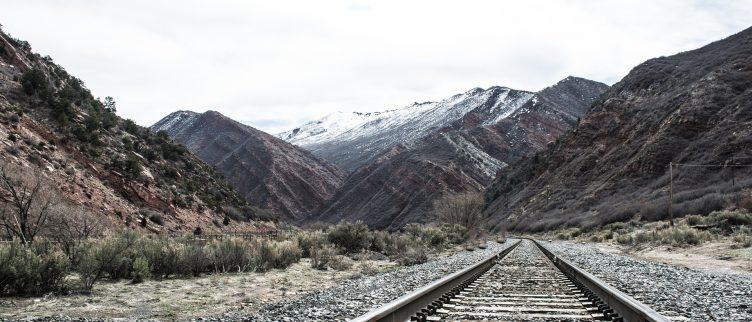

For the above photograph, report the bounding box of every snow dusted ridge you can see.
[151,110,200,137]
[277,86,534,171]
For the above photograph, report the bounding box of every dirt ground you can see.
[589,241,752,275]
[0,259,395,320]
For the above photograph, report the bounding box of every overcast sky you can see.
[1,1,750,133]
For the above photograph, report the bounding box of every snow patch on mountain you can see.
[151,110,200,137]
[277,86,534,171]
[485,90,535,125]
[441,132,506,178]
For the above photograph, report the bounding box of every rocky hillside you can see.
[278,87,534,172]
[484,27,752,232]
[316,77,608,229]
[152,111,345,219]
[0,28,270,233]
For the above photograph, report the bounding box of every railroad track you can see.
[353,239,670,322]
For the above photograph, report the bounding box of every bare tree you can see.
[46,205,106,260]
[433,192,486,239]
[0,163,58,245]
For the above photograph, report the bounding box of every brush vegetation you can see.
[0,219,473,296]
[548,210,752,249]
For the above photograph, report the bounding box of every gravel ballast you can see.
[542,241,752,322]
[228,240,517,321]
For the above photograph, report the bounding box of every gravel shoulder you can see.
[543,241,752,322]
[630,241,752,274]
[234,240,517,321]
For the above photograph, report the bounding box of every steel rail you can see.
[533,240,671,322]
[354,238,671,322]
[351,240,521,322]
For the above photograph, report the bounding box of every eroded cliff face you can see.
[152,110,345,220]
[485,27,752,231]
[316,77,608,229]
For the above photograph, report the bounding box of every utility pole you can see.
[668,162,674,227]
[731,157,736,188]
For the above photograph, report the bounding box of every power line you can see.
[673,163,752,167]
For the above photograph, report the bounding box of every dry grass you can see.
[0,258,395,320]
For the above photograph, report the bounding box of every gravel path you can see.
[543,241,752,322]
[215,240,517,321]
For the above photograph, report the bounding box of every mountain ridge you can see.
[314,77,608,229]
[0,28,268,233]
[278,85,535,172]
[484,26,752,231]
[151,110,346,219]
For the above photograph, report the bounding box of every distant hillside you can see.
[0,28,268,233]
[152,110,345,219]
[315,77,608,229]
[484,27,752,231]
[278,86,534,172]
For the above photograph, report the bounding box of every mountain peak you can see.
[151,110,345,219]
[317,77,609,229]
[277,84,538,171]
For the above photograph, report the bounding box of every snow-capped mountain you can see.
[277,86,534,171]
[315,76,609,229]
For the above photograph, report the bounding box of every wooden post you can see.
[668,162,674,227]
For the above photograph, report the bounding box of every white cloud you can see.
[1,0,750,133]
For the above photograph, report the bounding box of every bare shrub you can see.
[433,192,485,240]
[395,242,428,266]
[360,263,379,275]
[310,243,338,270]
[674,193,725,217]
[0,163,59,245]
[46,205,106,261]
[738,190,752,212]
[329,255,353,271]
